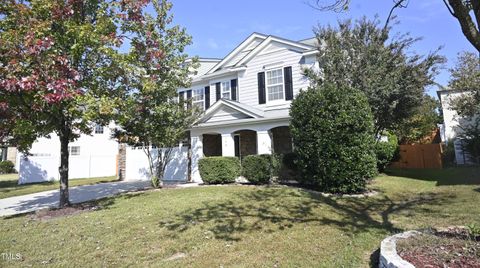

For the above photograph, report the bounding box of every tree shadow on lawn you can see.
[385,167,480,186]
[158,186,455,242]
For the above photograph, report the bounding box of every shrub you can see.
[273,152,299,181]
[242,154,271,184]
[458,118,480,165]
[0,160,15,174]
[442,140,456,166]
[198,157,241,184]
[375,132,399,172]
[290,83,377,193]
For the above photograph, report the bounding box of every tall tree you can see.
[305,17,444,137]
[0,0,122,206]
[311,0,480,52]
[448,51,480,117]
[394,94,443,144]
[113,0,198,188]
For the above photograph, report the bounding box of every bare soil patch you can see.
[397,227,480,268]
[31,203,102,221]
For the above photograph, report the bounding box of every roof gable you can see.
[235,36,314,67]
[206,33,267,74]
[196,99,264,124]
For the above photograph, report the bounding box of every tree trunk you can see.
[448,0,480,52]
[59,133,71,207]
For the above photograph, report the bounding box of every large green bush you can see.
[375,132,399,172]
[0,160,15,174]
[273,152,299,181]
[242,154,271,184]
[290,84,377,193]
[198,157,241,184]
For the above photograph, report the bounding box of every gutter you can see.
[190,116,291,131]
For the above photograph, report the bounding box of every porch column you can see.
[190,134,204,183]
[221,133,235,156]
[257,130,272,154]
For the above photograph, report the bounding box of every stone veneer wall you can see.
[118,143,126,181]
[271,126,292,154]
[379,230,420,268]
[203,134,222,157]
[6,147,17,165]
[237,130,257,157]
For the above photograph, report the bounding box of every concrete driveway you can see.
[0,180,151,217]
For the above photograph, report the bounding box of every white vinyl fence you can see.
[125,146,188,182]
[18,154,117,184]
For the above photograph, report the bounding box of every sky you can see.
[166,0,477,97]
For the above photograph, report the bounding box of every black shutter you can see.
[179,91,185,103]
[215,82,221,101]
[186,90,192,109]
[231,79,237,101]
[204,86,210,109]
[258,72,266,104]
[284,66,293,100]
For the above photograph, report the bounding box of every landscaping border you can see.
[379,230,421,268]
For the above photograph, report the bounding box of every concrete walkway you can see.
[0,180,152,217]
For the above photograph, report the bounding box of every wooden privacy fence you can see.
[390,144,443,169]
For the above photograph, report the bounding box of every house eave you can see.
[191,66,247,83]
[190,116,290,131]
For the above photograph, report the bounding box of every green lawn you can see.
[0,167,479,267]
[0,174,118,199]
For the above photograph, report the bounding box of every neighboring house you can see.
[179,33,319,183]
[438,89,478,165]
[17,122,119,184]
[0,147,17,166]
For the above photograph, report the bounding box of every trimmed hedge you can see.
[242,154,271,184]
[198,156,241,184]
[290,83,377,193]
[0,160,15,174]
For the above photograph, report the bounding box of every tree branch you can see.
[442,0,455,16]
[383,0,408,31]
[448,0,480,52]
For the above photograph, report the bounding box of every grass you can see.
[0,167,479,267]
[0,174,118,199]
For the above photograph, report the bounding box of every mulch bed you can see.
[31,203,101,221]
[397,227,480,268]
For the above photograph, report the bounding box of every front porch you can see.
[190,122,293,182]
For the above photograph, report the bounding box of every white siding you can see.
[238,48,309,109]
[220,37,264,69]
[205,106,251,123]
[439,90,478,165]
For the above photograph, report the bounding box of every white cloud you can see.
[207,38,219,50]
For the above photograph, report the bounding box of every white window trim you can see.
[192,88,205,110]
[221,81,231,100]
[265,67,285,104]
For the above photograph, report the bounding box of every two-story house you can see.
[179,33,318,183]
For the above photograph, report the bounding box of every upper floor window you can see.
[94,124,104,134]
[266,68,284,102]
[68,146,80,156]
[221,81,231,99]
[192,88,204,110]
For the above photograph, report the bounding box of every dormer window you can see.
[192,88,204,110]
[221,81,231,99]
[266,68,284,102]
